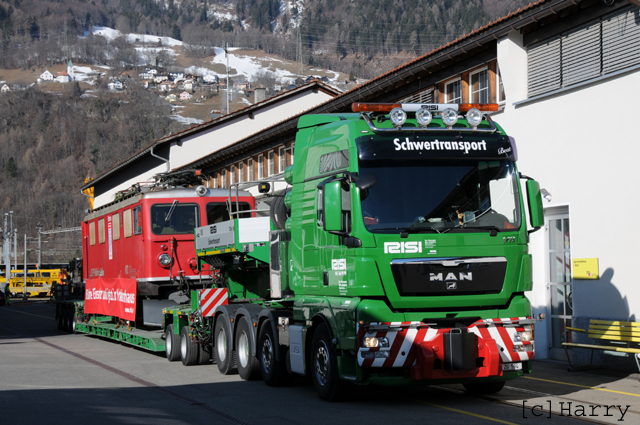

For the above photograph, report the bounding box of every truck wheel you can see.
[214,317,236,374]
[258,319,293,386]
[311,323,344,401]
[198,342,212,365]
[180,326,199,366]
[165,324,180,362]
[57,310,64,330]
[63,308,72,333]
[463,381,506,394]
[236,317,259,380]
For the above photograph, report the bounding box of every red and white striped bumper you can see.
[356,317,535,380]
[198,288,228,317]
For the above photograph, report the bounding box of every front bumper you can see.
[357,317,535,380]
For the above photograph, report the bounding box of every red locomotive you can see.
[81,170,255,326]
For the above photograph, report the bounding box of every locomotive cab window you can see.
[123,209,132,238]
[206,202,251,224]
[133,206,142,235]
[151,203,200,235]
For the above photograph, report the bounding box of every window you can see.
[133,205,142,235]
[258,154,264,179]
[248,158,254,181]
[268,150,275,176]
[469,69,489,103]
[112,213,120,241]
[230,164,236,185]
[278,146,286,173]
[98,219,106,244]
[151,204,200,235]
[239,161,244,183]
[123,209,132,238]
[497,64,506,103]
[89,221,96,246]
[207,202,251,224]
[445,79,461,103]
[527,5,640,98]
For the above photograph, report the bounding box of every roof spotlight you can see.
[389,107,407,128]
[466,108,483,127]
[441,108,459,127]
[416,107,433,127]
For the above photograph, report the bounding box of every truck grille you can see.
[390,257,506,296]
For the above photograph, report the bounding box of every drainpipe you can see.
[150,144,170,172]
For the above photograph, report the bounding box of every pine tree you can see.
[5,156,17,178]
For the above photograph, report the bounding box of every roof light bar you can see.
[352,102,499,113]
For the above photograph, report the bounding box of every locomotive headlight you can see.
[362,337,389,348]
[441,108,459,127]
[415,107,433,127]
[466,108,483,127]
[158,253,172,267]
[389,107,407,127]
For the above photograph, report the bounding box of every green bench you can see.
[562,319,640,372]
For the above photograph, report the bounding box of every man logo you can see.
[384,242,423,254]
[430,272,473,281]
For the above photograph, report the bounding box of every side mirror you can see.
[526,179,544,231]
[355,174,378,202]
[324,181,343,232]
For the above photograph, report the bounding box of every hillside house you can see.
[107,81,124,91]
[166,94,177,102]
[55,71,71,83]
[183,80,194,91]
[1,84,11,93]
[203,75,218,84]
[179,91,192,101]
[38,70,54,83]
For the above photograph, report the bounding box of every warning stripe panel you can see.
[199,288,228,317]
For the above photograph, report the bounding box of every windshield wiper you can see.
[442,225,500,236]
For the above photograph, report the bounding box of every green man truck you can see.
[194,102,545,401]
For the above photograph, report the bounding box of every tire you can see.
[165,324,180,362]
[270,189,290,230]
[235,317,259,380]
[198,341,212,365]
[258,319,293,386]
[180,326,199,366]
[463,381,506,394]
[63,308,73,333]
[214,316,236,374]
[311,323,344,401]
[57,309,64,330]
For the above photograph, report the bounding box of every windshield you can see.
[151,203,200,235]
[359,160,520,233]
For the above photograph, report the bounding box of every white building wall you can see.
[496,32,640,358]
[169,91,335,170]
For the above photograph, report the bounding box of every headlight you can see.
[389,107,407,127]
[362,337,389,348]
[441,108,458,127]
[514,331,533,342]
[158,253,172,267]
[415,107,433,127]
[466,108,483,127]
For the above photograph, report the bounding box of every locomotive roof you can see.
[83,187,253,221]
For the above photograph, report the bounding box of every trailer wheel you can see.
[463,381,506,394]
[63,308,73,333]
[180,326,199,366]
[311,323,344,401]
[235,317,259,380]
[57,309,64,330]
[214,316,236,374]
[165,324,180,362]
[258,319,293,386]
[198,342,212,365]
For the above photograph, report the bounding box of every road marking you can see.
[524,376,640,397]
[413,399,519,425]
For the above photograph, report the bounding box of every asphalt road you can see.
[1,301,637,425]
